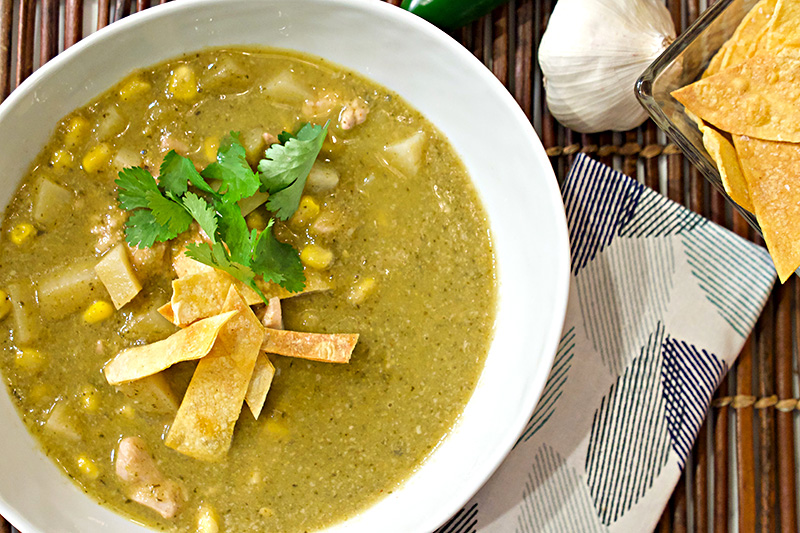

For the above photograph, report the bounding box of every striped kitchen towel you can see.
[438,154,777,533]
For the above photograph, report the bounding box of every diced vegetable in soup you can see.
[0,48,496,532]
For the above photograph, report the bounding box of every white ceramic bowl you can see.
[0,1,569,531]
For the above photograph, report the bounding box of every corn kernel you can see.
[50,149,74,170]
[203,136,220,162]
[118,404,135,419]
[196,504,220,533]
[78,385,100,412]
[9,222,36,246]
[0,290,11,320]
[168,65,198,102]
[76,454,99,480]
[82,144,112,173]
[246,210,268,231]
[264,419,289,438]
[28,383,51,403]
[63,116,89,148]
[119,77,151,101]
[15,348,46,371]
[83,301,114,324]
[347,277,376,305]
[290,196,320,228]
[29,383,50,403]
[300,244,334,270]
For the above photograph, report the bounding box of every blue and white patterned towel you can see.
[438,154,777,533]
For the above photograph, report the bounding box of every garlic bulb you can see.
[538,0,676,133]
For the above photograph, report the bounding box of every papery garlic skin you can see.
[538,0,676,133]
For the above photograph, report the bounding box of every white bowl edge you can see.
[0,1,570,532]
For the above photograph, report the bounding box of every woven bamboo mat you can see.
[0,0,797,532]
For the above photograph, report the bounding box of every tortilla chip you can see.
[261,329,358,363]
[704,44,729,78]
[673,52,800,143]
[765,0,800,50]
[733,135,800,281]
[103,311,237,385]
[171,269,333,327]
[165,287,265,461]
[721,0,777,69]
[698,124,755,212]
[244,354,275,419]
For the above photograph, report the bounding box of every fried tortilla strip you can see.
[261,329,358,364]
[244,354,275,420]
[765,0,800,50]
[245,297,282,419]
[173,252,214,279]
[157,302,175,323]
[103,311,237,385]
[165,287,265,461]
[170,269,333,327]
[170,270,262,327]
[672,52,800,142]
[698,123,755,212]
[734,135,800,281]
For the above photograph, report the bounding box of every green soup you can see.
[0,48,496,532]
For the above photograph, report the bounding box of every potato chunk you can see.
[32,178,72,229]
[38,259,103,319]
[115,373,178,415]
[95,244,142,309]
[44,401,81,441]
[384,131,426,175]
[7,281,42,344]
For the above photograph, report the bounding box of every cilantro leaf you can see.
[201,132,260,203]
[124,209,179,249]
[116,167,160,210]
[277,131,294,144]
[258,122,328,220]
[215,200,251,264]
[182,192,218,243]
[251,221,305,292]
[185,242,266,301]
[144,190,193,236]
[158,151,190,197]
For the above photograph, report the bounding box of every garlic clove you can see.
[538,0,676,133]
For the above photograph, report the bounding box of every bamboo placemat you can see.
[0,1,797,532]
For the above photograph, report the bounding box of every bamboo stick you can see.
[0,0,12,100]
[756,294,776,533]
[776,281,798,532]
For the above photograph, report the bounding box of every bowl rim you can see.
[0,1,571,531]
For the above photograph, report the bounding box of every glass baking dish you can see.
[636,0,760,230]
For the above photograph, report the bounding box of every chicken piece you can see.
[302,91,340,119]
[257,297,283,329]
[262,132,278,146]
[339,98,368,130]
[89,209,126,254]
[116,437,184,519]
[127,241,168,278]
[159,134,189,155]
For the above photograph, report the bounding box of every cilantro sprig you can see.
[115,124,328,302]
